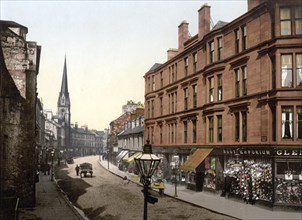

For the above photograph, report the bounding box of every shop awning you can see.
[180,148,213,172]
[124,152,142,163]
[116,150,128,163]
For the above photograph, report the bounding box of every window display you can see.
[223,159,273,203]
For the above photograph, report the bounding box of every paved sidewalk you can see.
[19,173,86,220]
[99,159,302,220]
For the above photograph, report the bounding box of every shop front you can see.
[180,148,214,191]
[274,148,302,206]
[222,147,273,205]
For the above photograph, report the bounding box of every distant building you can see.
[70,123,103,156]
[122,100,143,114]
[0,20,41,207]
[144,0,302,206]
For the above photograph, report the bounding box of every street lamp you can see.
[50,150,54,181]
[171,166,178,197]
[107,150,110,170]
[134,141,161,220]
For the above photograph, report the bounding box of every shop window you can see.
[281,54,293,87]
[208,116,214,143]
[209,77,214,102]
[297,107,302,139]
[224,159,273,202]
[204,157,216,190]
[282,107,293,139]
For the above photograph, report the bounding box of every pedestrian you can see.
[75,165,80,176]
[123,176,129,185]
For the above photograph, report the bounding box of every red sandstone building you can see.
[144,0,302,206]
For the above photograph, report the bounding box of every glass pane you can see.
[295,20,302,34]
[282,54,292,67]
[281,8,291,19]
[296,54,302,86]
[282,70,293,87]
[295,7,302,18]
[281,21,291,35]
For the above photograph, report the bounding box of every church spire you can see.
[57,56,70,107]
[60,56,68,95]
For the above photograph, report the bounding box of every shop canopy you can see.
[180,148,213,172]
[124,152,142,163]
[115,150,129,163]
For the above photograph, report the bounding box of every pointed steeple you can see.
[57,56,70,107]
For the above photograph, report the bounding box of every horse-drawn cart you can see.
[80,163,93,177]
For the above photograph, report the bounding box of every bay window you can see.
[296,54,302,86]
[209,116,214,143]
[218,75,223,101]
[209,77,214,102]
[281,54,293,87]
[282,107,293,139]
[297,107,302,139]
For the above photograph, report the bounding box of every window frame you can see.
[209,41,214,64]
[218,37,223,61]
[209,77,214,103]
[208,116,214,143]
[217,115,222,142]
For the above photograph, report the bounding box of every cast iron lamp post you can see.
[172,166,178,197]
[134,141,161,220]
[50,150,54,181]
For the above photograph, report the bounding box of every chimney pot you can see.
[198,4,211,40]
[178,20,189,52]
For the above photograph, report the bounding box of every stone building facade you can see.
[0,20,41,207]
[144,0,302,206]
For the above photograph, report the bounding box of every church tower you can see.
[57,56,71,149]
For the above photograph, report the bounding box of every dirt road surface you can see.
[55,155,236,220]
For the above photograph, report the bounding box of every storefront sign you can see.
[223,149,271,156]
[275,149,302,156]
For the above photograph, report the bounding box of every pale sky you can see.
[1,0,247,131]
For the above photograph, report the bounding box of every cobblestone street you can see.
[55,156,236,220]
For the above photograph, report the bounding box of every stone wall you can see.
[0,21,40,208]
